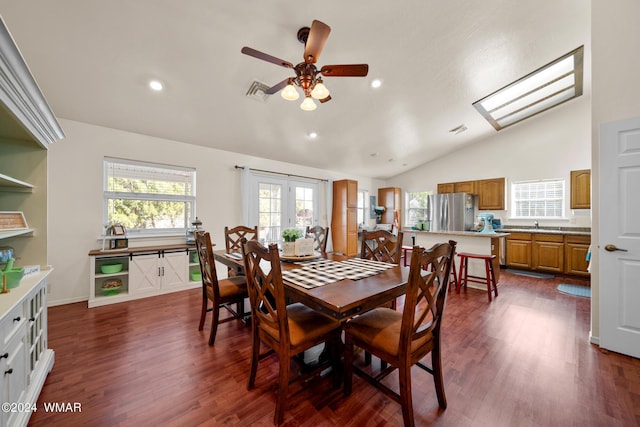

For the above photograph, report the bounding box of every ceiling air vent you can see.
[245,80,271,102]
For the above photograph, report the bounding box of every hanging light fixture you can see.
[280,79,299,101]
[300,96,317,111]
[311,78,330,99]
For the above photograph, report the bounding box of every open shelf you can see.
[0,172,34,191]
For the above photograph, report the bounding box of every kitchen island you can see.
[402,229,510,289]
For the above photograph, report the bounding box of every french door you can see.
[248,173,318,245]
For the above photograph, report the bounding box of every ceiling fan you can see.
[241,20,369,111]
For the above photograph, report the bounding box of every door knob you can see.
[604,244,628,252]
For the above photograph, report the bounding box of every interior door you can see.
[599,116,640,358]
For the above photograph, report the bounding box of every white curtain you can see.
[240,167,250,226]
[319,180,329,227]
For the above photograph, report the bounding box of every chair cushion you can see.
[261,303,340,347]
[218,276,247,299]
[344,307,433,357]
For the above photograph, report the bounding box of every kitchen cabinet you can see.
[437,177,505,210]
[437,183,455,194]
[477,178,506,210]
[532,234,564,273]
[88,245,199,308]
[331,179,358,256]
[570,169,591,209]
[505,232,533,269]
[565,235,591,276]
[378,187,401,230]
[505,231,590,276]
[0,17,62,427]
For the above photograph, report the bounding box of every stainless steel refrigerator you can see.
[426,193,477,232]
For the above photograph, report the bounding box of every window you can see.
[103,158,195,235]
[357,189,369,225]
[511,179,564,218]
[406,191,432,226]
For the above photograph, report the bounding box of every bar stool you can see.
[457,252,498,302]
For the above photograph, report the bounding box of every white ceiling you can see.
[0,1,589,179]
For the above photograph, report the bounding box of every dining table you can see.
[212,249,410,322]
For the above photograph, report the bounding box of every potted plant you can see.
[282,228,303,256]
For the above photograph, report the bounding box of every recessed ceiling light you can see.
[371,79,382,89]
[149,80,164,91]
[308,132,318,139]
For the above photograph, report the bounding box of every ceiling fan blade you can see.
[303,20,331,64]
[265,78,291,95]
[320,64,369,77]
[241,47,293,68]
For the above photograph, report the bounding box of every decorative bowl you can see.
[100,263,123,274]
[101,278,123,296]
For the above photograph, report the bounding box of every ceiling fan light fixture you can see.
[311,79,330,99]
[281,82,300,101]
[300,96,317,111]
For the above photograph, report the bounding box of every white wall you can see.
[47,119,383,306]
[590,0,640,341]
[387,94,592,229]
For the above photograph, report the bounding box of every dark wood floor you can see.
[29,270,640,426]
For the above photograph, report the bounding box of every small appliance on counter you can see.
[477,212,496,234]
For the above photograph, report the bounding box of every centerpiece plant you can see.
[282,228,303,242]
[281,228,303,256]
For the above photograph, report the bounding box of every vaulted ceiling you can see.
[0,1,589,178]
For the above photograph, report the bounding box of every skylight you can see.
[473,45,584,131]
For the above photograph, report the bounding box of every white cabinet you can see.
[0,271,54,427]
[89,245,199,308]
[129,250,188,294]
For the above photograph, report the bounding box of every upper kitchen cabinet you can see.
[378,187,401,230]
[437,181,476,194]
[438,178,505,210]
[476,178,505,210]
[570,169,591,209]
[0,16,65,266]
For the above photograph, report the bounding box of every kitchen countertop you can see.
[499,227,591,236]
[402,229,510,238]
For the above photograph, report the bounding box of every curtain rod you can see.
[234,165,329,182]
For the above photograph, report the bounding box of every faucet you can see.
[534,220,539,229]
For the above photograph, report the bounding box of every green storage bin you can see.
[190,271,202,282]
[4,267,24,289]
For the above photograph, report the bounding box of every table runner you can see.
[282,258,395,289]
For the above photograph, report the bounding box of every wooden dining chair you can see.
[224,225,258,276]
[241,238,342,426]
[360,229,404,264]
[305,225,329,253]
[194,230,249,345]
[343,240,457,427]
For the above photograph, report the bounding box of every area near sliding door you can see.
[247,172,319,245]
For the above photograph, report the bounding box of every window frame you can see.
[103,157,196,237]
[405,191,433,227]
[510,178,565,219]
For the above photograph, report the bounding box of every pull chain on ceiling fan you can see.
[241,20,369,111]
